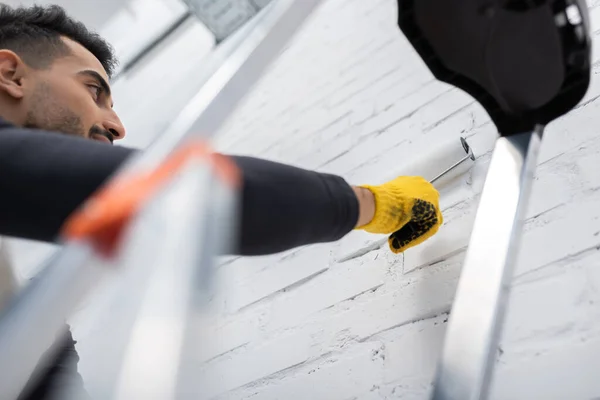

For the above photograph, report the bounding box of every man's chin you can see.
[24,122,86,138]
[24,111,85,138]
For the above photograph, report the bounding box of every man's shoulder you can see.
[0,118,35,138]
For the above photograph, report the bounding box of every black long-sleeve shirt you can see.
[0,119,359,255]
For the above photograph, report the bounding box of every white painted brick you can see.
[224,245,332,312]
[218,252,290,288]
[490,333,600,400]
[591,5,600,30]
[201,252,463,381]
[516,194,600,277]
[267,255,390,330]
[330,227,385,260]
[315,122,413,176]
[504,250,600,347]
[192,329,313,398]
[538,93,600,162]
[197,300,271,362]
[216,341,386,400]
[425,101,492,137]
[358,83,450,140]
[371,70,437,115]
[305,254,463,347]
[381,315,447,387]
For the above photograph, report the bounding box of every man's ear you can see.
[0,50,26,100]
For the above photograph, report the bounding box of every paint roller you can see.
[388,136,476,247]
[386,136,476,189]
[338,137,476,262]
[429,137,475,185]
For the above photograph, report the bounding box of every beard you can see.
[23,82,85,137]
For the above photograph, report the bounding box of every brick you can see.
[516,193,600,277]
[218,253,290,291]
[224,245,332,312]
[198,254,462,399]
[380,315,447,396]
[503,250,600,347]
[267,255,390,330]
[538,95,600,162]
[491,333,600,400]
[382,314,446,380]
[331,229,388,264]
[189,329,313,398]
[197,301,270,361]
[216,341,386,400]
[310,254,462,346]
[359,82,449,139]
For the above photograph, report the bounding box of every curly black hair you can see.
[0,4,118,77]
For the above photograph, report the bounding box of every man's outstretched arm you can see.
[0,124,442,256]
[0,125,372,255]
[231,155,377,254]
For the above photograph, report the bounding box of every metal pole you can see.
[108,160,237,400]
[430,126,544,400]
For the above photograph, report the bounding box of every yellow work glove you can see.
[357,176,443,253]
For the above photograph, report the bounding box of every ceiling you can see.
[2,0,130,31]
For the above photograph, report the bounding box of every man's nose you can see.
[102,113,126,140]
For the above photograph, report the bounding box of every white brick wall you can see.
[190,0,600,398]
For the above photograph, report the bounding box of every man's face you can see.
[21,37,125,144]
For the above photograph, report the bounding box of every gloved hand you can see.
[356,176,443,253]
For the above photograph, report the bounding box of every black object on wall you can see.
[396,0,591,135]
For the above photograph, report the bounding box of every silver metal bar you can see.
[137,0,324,170]
[0,0,323,397]
[430,127,544,400]
[108,160,237,400]
[0,242,98,400]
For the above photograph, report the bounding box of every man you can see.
[0,4,443,399]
